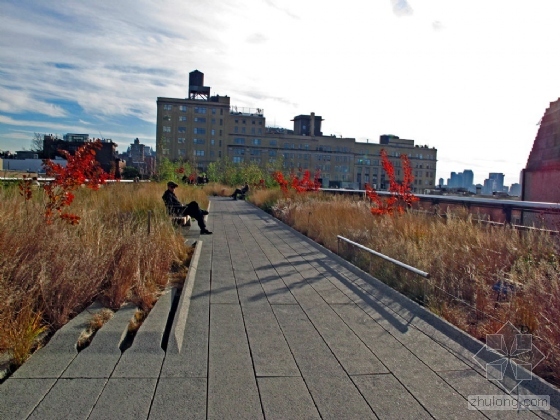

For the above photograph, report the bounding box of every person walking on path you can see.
[162,181,212,234]
[231,183,249,200]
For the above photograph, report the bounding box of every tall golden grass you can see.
[256,191,560,386]
[0,181,203,370]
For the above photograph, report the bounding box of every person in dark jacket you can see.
[231,183,249,200]
[162,181,212,234]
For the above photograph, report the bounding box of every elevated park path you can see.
[1,197,558,419]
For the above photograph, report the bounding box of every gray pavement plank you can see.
[438,369,539,419]
[208,303,263,419]
[111,291,171,378]
[351,374,432,420]
[257,376,321,420]
[0,378,56,419]
[88,378,157,420]
[331,303,486,419]
[160,269,210,378]
[62,304,136,378]
[275,267,388,375]
[300,252,469,372]
[299,301,389,376]
[272,304,376,419]
[148,378,206,419]
[233,268,268,305]
[349,277,472,371]
[11,302,103,379]
[240,304,301,377]
[28,378,106,420]
[209,271,239,304]
[255,267,297,305]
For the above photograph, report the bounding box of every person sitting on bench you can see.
[162,181,212,235]
[231,183,249,200]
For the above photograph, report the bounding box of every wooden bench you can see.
[170,216,191,227]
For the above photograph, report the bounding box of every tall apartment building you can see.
[156,70,438,192]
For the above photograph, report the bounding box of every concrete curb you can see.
[11,301,104,379]
[167,240,203,354]
[111,292,171,378]
[62,304,136,378]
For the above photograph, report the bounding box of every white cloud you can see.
[390,0,414,17]
[1,0,560,186]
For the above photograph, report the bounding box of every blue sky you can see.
[1,0,560,185]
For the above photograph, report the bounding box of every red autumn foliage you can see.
[273,170,321,196]
[41,140,112,225]
[365,149,419,215]
[18,175,33,201]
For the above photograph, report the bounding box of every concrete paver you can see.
[1,197,558,419]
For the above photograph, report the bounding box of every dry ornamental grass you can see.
[0,181,202,374]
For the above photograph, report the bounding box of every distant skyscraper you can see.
[462,170,474,189]
[488,173,505,192]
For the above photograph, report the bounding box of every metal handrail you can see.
[337,235,430,278]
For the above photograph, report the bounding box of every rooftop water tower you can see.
[188,70,211,100]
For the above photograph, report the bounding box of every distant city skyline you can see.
[2,1,560,187]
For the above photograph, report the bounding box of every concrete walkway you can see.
[1,197,558,419]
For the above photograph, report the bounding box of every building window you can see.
[211,118,216,124]
[163,105,172,111]
[178,127,187,133]
[269,150,277,157]
[241,127,246,134]
[251,128,255,134]
[210,151,215,157]
[212,108,216,114]
[194,117,206,123]
[163,115,171,121]
[178,149,186,156]
[178,138,186,144]
[179,105,187,112]
[210,139,215,145]
[233,156,242,163]
[234,127,239,133]
[270,139,277,146]
[193,138,205,144]
[194,107,206,114]
[194,150,205,156]
[211,129,215,136]
[234,137,245,145]
[162,148,169,155]
[163,126,171,133]
[252,138,261,145]
[179,116,187,122]
[193,127,206,134]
